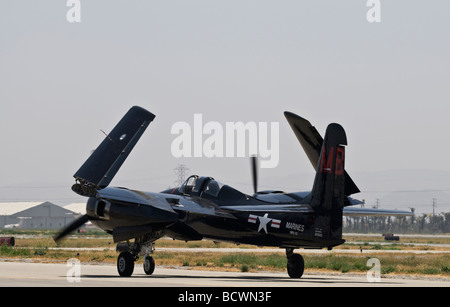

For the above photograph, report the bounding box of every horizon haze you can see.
[1,1,449,216]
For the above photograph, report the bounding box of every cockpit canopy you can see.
[178,175,225,198]
[173,174,311,205]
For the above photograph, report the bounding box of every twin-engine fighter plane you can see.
[54,106,412,278]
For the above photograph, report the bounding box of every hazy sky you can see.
[1,1,449,212]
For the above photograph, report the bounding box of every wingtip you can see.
[284,111,298,119]
[284,111,311,124]
[130,105,156,121]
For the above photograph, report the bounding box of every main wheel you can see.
[287,254,304,278]
[117,251,135,277]
[143,255,155,275]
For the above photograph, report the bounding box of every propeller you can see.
[251,155,259,195]
[53,214,91,243]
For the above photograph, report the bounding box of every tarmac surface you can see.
[37,246,450,254]
[0,260,448,287]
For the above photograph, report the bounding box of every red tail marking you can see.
[320,146,344,175]
[320,146,334,173]
[335,147,344,175]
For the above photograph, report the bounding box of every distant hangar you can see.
[0,202,86,229]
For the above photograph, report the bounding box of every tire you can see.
[143,255,155,275]
[287,254,304,278]
[117,251,135,277]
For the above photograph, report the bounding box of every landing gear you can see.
[117,251,135,277]
[116,239,156,277]
[143,254,155,275]
[286,248,304,278]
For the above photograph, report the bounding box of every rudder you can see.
[310,123,347,242]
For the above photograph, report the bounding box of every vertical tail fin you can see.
[284,111,359,196]
[310,123,347,242]
[72,106,155,196]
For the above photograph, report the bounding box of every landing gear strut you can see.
[286,248,304,278]
[116,239,156,277]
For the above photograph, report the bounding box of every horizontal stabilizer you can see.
[343,207,414,217]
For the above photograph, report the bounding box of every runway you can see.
[39,246,450,254]
[0,260,448,287]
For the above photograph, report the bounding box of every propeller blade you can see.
[54,214,90,243]
[251,155,258,194]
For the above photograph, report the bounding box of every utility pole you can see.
[173,164,190,187]
[432,198,437,216]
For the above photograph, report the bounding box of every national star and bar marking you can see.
[247,213,281,234]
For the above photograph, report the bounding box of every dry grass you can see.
[1,232,449,278]
[343,235,450,245]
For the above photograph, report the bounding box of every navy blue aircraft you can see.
[55,106,412,278]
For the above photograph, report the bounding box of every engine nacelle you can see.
[85,197,179,235]
[86,197,111,220]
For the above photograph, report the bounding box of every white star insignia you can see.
[257,213,271,234]
[248,213,281,234]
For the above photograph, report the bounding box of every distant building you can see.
[0,201,79,229]
[64,203,87,215]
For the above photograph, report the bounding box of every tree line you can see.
[343,210,450,234]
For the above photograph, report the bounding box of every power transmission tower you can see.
[432,198,437,216]
[173,164,190,187]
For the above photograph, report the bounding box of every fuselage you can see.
[86,175,345,249]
